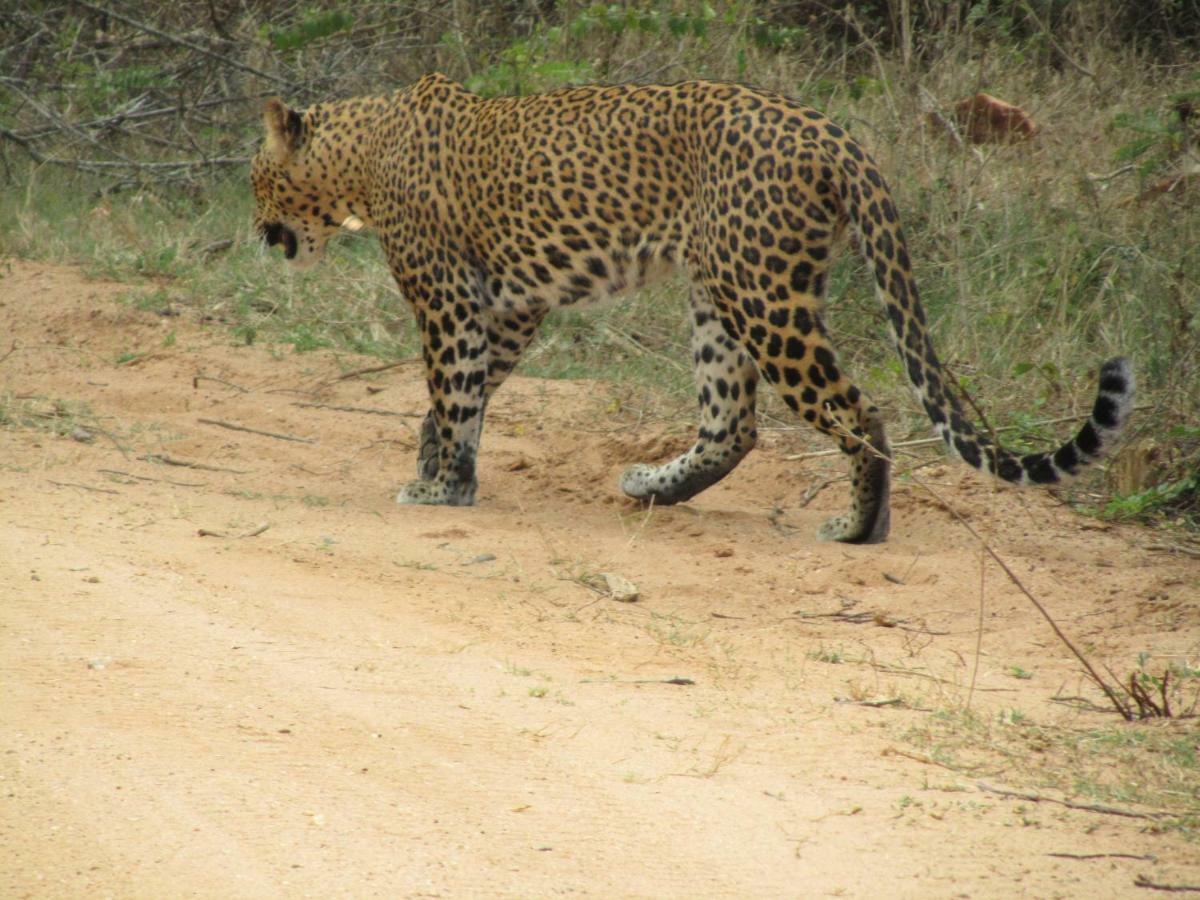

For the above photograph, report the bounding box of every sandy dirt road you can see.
[2,260,1198,898]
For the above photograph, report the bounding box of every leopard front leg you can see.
[395,286,491,506]
[413,305,547,483]
[620,288,759,504]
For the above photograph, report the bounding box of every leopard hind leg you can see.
[620,288,759,504]
[781,321,891,543]
[713,292,891,543]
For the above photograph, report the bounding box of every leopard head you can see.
[251,99,362,269]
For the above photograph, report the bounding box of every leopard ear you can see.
[263,98,304,161]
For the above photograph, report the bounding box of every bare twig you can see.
[196,238,234,256]
[1048,853,1156,861]
[915,472,1134,719]
[67,0,292,87]
[919,86,965,151]
[598,323,689,373]
[193,374,249,393]
[28,155,248,172]
[1144,542,1200,560]
[1134,875,1200,893]
[976,781,1173,821]
[822,414,1134,720]
[579,677,695,686]
[198,521,269,539]
[798,474,839,505]
[12,93,276,142]
[98,468,204,488]
[292,401,422,418]
[198,417,315,444]
[0,125,48,164]
[139,452,248,473]
[332,359,417,381]
[0,114,248,175]
[1088,164,1137,184]
[0,77,136,163]
[883,746,985,773]
[1018,0,1097,81]
[47,480,119,495]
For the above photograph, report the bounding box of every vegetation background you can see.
[2,0,1197,529]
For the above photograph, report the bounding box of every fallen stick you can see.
[98,468,204,488]
[193,375,249,393]
[198,417,314,444]
[1144,542,1200,560]
[1048,852,1155,861]
[976,781,1173,821]
[292,401,422,418]
[579,677,695,686]
[139,453,248,474]
[198,522,270,539]
[883,746,984,773]
[332,359,417,381]
[1134,875,1200,893]
[196,238,234,256]
[47,480,119,495]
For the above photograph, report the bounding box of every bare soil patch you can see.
[2,260,1198,898]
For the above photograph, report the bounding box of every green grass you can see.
[807,645,849,665]
[901,707,1200,834]
[0,394,99,439]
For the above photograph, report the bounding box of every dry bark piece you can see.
[952,93,1039,144]
[1136,167,1200,203]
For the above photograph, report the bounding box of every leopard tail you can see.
[839,145,1134,485]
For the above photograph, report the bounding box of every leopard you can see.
[250,73,1134,543]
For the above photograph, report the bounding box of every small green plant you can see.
[902,704,1198,835]
[234,323,258,346]
[1104,470,1200,525]
[807,645,845,664]
[463,25,592,97]
[267,9,354,52]
[644,612,709,648]
[1,396,99,440]
[285,324,333,353]
[1122,652,1200,719]
[1112,76,1200,178]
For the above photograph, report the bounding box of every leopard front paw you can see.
[619,463,659,501]
[817,507,889,544]
[395,478,476,507]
